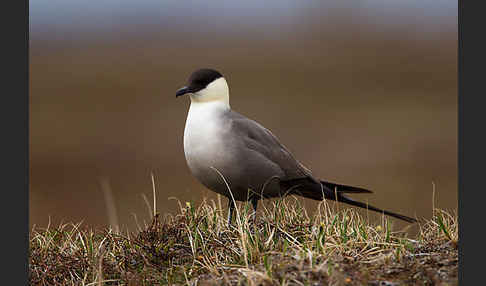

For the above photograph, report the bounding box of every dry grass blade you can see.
[29,196,458,285]
[99,177,119,234]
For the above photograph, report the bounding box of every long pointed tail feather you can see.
[280,178,416,223]
[336,194,417,223]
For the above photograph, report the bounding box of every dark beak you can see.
[176,86,191,97]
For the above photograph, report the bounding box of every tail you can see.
[335,194,417,223]
[280,178,417,223]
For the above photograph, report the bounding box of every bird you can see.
[176,68,417,225]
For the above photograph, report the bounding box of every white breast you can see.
[183,101,230,172]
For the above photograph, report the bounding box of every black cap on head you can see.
[176,68,224,97]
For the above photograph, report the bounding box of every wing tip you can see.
[320,180,373,194]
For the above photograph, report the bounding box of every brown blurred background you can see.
[30,1,457,231]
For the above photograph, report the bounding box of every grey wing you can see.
[227,111,315,181]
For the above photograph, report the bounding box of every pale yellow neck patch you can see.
[189,77,230,107]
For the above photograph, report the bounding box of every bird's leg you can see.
[250,197,259,231]
[251,198,258,220]
[227,199,235,226]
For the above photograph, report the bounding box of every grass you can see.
[29,196,458,285]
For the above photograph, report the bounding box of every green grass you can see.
[29,197,457,285]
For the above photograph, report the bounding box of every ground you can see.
[29,197,458,285]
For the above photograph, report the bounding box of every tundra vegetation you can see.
[30,195,457,285]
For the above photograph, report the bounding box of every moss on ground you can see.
[29,197,458,285]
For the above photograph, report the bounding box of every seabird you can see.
[176,68,416,224]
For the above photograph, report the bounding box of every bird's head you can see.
[176,68,229,105]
